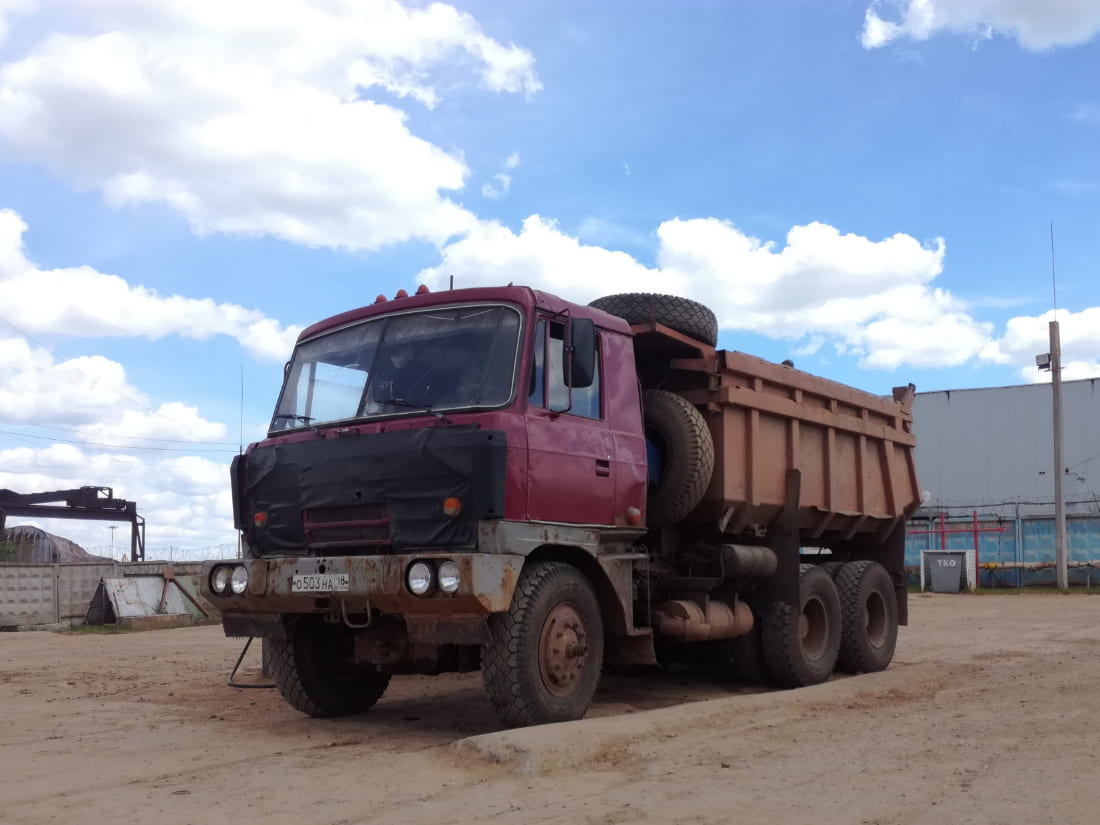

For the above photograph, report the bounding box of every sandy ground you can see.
[3,593,1100,825]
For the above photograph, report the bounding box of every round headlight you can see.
[230,565,249,595]
[407,561,434,596]
[437,560,461,594]
[211,566,231,595]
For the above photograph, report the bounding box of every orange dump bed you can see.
[634,323,920,545]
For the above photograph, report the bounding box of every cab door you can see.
[525,318,615,526]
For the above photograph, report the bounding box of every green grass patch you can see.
[66,623,134,635]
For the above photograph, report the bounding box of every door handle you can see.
[595,459,611,477]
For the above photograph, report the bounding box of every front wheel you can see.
[482,562,604,727]
[268,618,391,717]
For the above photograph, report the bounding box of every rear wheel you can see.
[834,561,898,673]
[268,618,391,717]
[482,562,604,727]
[761,564,841,687]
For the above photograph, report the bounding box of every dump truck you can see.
[201,286,920,727]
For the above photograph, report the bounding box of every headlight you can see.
[437,560,461,594]
[407,561,434,596]
[211,566,231,595]
[230,565,249,595]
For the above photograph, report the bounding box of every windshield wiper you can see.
[381,397,433,412]
[273,414,318,431]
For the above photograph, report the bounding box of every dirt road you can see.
[3,593,1099,825]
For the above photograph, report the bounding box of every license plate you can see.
[291,573,350,593]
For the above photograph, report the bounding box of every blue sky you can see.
[1,0,1099,555]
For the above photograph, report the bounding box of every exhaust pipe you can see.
[653,598,753,643]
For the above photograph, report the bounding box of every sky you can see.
[1,0,1099,558]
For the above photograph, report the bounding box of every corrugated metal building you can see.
[906,377,1100,587]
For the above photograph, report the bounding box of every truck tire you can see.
[588,293,718,347]
[268,618,391,718]
[482,561,604,727]
[761,564,841,688]
[643,390,715,527]
[834,560,898,674]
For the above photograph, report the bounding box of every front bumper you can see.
[201,553,522,617]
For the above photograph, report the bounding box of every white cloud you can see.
[0,0,539,251]
[0,442,236,554]
[0,209,300,360]
[420,214,663,297]
[989,308,1100,382]
[421,215,999,370]
[862,0,1100,50]
[576,216,649,249]
[0,335,228,444]
[793,336,825,357]
[0,0,33,45]
[483,153,521,198]
[481,172,512,199]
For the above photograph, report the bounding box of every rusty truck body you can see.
[201,285,920,727]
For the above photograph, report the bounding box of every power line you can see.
[0,312,228,434]
[0,429,238,454]
[0,418,237,446]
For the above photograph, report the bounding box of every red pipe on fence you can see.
[909,510,1006,590]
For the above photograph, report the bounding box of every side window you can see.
[532,319,601,419]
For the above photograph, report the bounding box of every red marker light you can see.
[416,284,430,295]
[254,511,268,528]
[443,497,462,517]
[625,507,642,526]
[395,288,409,298]
[374,294,388,304]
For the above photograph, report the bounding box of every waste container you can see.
[924,551,967,593]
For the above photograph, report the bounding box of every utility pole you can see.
[109,524,117,555]
[1050,320,1068,589]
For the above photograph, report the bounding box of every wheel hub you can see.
[864,591,888,648]
[799,595,829,661]
[538,603,588,697]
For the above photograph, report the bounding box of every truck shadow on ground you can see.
[266,666,767,746]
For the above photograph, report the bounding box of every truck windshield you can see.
[271,304,522,431]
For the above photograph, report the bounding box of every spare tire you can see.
[589,293,718,347]
[643,390,714,527]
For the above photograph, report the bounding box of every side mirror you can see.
[568,318,596,388]
[283,360,291,378]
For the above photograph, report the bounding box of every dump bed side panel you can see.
[681,350,919,543]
